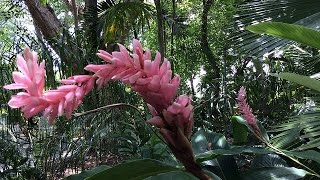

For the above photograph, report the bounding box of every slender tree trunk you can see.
[24,0,77,66]
[190,76,196,97]
[170,0,176,74]
[71,0,79,29]
[201,0,221,117]
[24,0,62,49]
[154,0,165,61]
[84,0,98,52]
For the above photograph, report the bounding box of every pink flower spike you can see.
[4,83,27,90]
[147,116,165,128]
[147,104,158,116]
[237,86,260,134]
[73,75,92,83]
[16,54,28,75]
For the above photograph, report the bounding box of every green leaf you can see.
[65,165,110,180]
[271,72,320,92]
[283,150,320,164]
[246,22,320,49]
[87,159,179,180]
[191,129,237,179]
[204,170,223,180]
[256,121,269,142]
[145,171,197,180]
[231,116,269,142]
[231,116,248,145]
[251,154,288,168]
[196,146,273,163]
[191,129,229,155]
[241,167,308,180]
[40,0,48,5]
[271,127,302,149]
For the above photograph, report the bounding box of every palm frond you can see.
[96,0,155,43]
[232,0,320,57]
[270,111,320,151]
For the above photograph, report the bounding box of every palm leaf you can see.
[97,0,155,43]
[270,111,320,151]
[233,0,320,57]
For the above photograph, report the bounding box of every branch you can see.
[154,0,165,61]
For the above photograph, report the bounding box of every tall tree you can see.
[201,0,220,116]
[154,0,165,60]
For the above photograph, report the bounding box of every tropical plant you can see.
[233,0,320,57]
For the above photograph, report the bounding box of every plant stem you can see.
[255,133,320,178]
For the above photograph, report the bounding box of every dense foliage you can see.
[1,0,320,179]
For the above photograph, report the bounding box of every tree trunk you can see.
[154,0,165,61]
[201,0,221,117]
[170,0,176,74]
[24,0,62,40]
[24,0,76,66]
[84,0,98,51]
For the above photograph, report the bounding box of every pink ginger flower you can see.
[43,75,95,123]
[88,39,193,141]
[4,48,45,97]
[4,48,95,124]
[86,39,180,113]
[236,86,260,134]
[148,95,194,142]
[5,40,191,130]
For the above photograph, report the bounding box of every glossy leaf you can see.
[231,116,248,145]
[191,129,229,155]
[233,0,320,57]
[40,0,48,5]
[196,147,273,163]
[231,116,269,142]
[251,154,288,168]
[271,72,320,92]
[191,129,238,179]
[241,167,308,180]
[145,171,197,180]
[87,159,179,180]
[247,22,320,49]
[284,150,320,164]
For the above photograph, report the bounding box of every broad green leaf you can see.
[251,154,288,168]
[204,170,223,180]
[87,159,179,180]
[191,129,229,155]
[191,129,210,154]
[241,167,308,180]
[196,147,273,163]
[284,150,320,164]
[231,116,248,145]
[145,171,197,180]
[231,116,269,142]
[246,22,320,49]
[271,72,320,92]
[191,129,237,179]
[65,165,110,180]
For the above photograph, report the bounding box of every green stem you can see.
[254,133,320,178]
[73,103,169,146]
